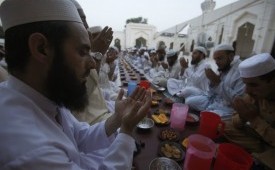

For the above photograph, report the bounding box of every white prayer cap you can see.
[239,53,275,78]
[166,50,177,58]
[70,0,82,10]
[214,44,234,52]
[194,46,207,56]
[0,0,82,32]
[88,26,102,34]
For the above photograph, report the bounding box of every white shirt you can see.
[207,55,245,116]
[167,59,210,96]
[0,76,135,170]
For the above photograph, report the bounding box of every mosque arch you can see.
[235,22,255,59]
[231,11,257,42]
[169,42,174,50]
[135,37,146,48]
[157,41,166,50]
[190,39,195,52]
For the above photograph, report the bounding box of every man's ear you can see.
[28,33,51,64]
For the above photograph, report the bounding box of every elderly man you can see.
[186,44,245,117]
[0,0,151,170]
[224,53,275,169]
[167,46,211,97]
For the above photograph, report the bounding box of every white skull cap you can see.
[194,46,207,56]
[239,53,275,78]
[0,0,82,32]
[214,44,234,52]
[166,50,177,58]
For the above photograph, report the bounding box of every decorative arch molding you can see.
[134,31,149,41]
[230,11,257,41]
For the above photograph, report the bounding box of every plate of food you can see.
[159,141,185,162]
[159,128,179,142]
[151,113,169,125]
[186,113,199,125]
[151,100,159,107]
[149,157,181,170]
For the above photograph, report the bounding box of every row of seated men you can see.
[124,44,275,168]
[0,0,274,168]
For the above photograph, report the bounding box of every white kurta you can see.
[167,59,210,96]
[150,62,181,87]
[74,69,111,124]
[0,76,135,170]
[186,56,245,117]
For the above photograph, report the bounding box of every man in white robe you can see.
[70,1,115,124]
[167,46,211,98]
[0,1,151,170]
[186,44,245,117]
[152,50,181,87]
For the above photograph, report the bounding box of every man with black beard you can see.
[153,50,181,87]
[167,46,211,99]
[0,0,151,169]
[184,44,245,118]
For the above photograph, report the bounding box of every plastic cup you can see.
[170,103,189,131]
[198,111,225,139]
[127,81,137,96]
[213,143,253,170]
[183,134,217,170]
[139,80,150,89]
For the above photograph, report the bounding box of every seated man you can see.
[152,50,181,87]
[0,0,151,169]
[167,46,210,98]
[224,53,275,169]
[71,0,114,124]
[185,44,245,117]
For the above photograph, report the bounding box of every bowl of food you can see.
[136,118,154,130]
[151,100,159,107]
[151,113,170,125]
[159,141,185,162]
[159,128,179,141]
[149,157,181,170]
